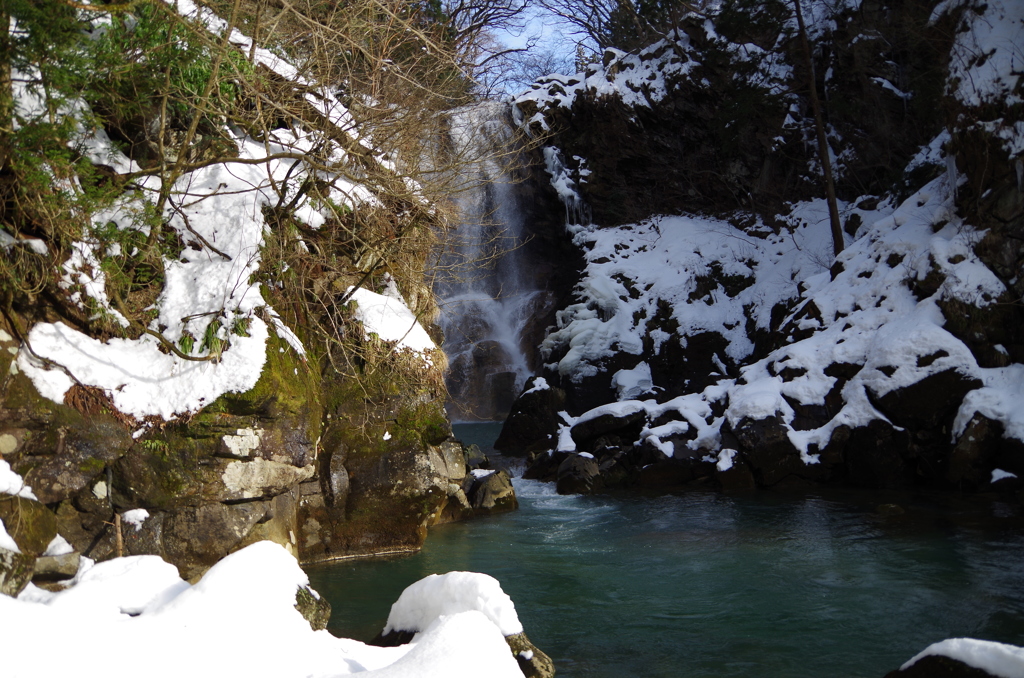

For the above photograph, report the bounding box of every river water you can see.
[306,424,1024,677]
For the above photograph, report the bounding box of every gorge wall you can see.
[497,0,1024,498]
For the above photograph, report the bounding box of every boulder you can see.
[32,551,80,582]
[463,470,518,513]
[434,439,467,480]
[844,419,911,489]
[506,631,556,678]
[946,414,1003,488]
[523,450,570,482]
[0,497,58,556]
[556,453,600,495]
[872,369,982,431]
[161,501,271,581]
[0,547,34,597]
[295,585,332,631]
[716,452,757,491]
[494,377,567,455]
[730,416,811,487]
[464,444,491,471]
[570,404,647,450]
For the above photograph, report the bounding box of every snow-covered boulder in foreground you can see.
[886,638,1024,678]
[373,571,554,678]
[0,541,539,678]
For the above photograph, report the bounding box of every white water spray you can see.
[438,103,543,421]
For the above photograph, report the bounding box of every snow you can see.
[471,469,496,479]
[716,449,737,472]
[901,638,1024,678]
[43,535,74,557]
[348,287,437,360]
[0,460,37,500]
[1,542,525,678]
[612,363,654,400]
[122,509,150,533]
[522,377,550,396]
[574,400,647,426]
[0,519,21,553]
[992,469,1018,483]
[383,571,524,637]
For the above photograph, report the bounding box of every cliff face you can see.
[0,0,509,584]
[501,0,1024,496]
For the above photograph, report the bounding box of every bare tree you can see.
[792,0,844,258]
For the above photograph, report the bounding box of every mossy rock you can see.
[295,585,332,631]
[112,443,220,510]
[0,496,58,557]
[208,331,320,426]
[506,631,556,678]
[0,548,35,597]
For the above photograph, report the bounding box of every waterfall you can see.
[438,102,544,421]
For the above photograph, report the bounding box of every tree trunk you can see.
[793,0,845,258]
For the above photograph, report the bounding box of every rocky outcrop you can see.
[2,307,511,580]
[494,377,566,455]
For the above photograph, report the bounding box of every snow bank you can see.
[1,542,524,678]
[348,287,437,359]
[383,571,524,637]
[901,638,1024,678]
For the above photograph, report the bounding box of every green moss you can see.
[396,400,451,447]
[210,331,320,433]
[78,457,106,475]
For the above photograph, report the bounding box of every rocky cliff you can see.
[499,0,1024,498]
[0,0,515,588]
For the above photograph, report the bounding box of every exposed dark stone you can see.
[844,419,911,489]
[946,414,1003,489]
[938,295,1024,368]
[649,329,733,400]
[523,450,571,482]
[494,377,567,455]
[556,454,600,495]
[716,452,757,490]
[872,368,982,430]
[730,416,809,487]
[883,653,1000,678]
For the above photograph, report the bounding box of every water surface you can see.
[306,426,1024,677]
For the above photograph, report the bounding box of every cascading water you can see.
[438,103,547,421]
